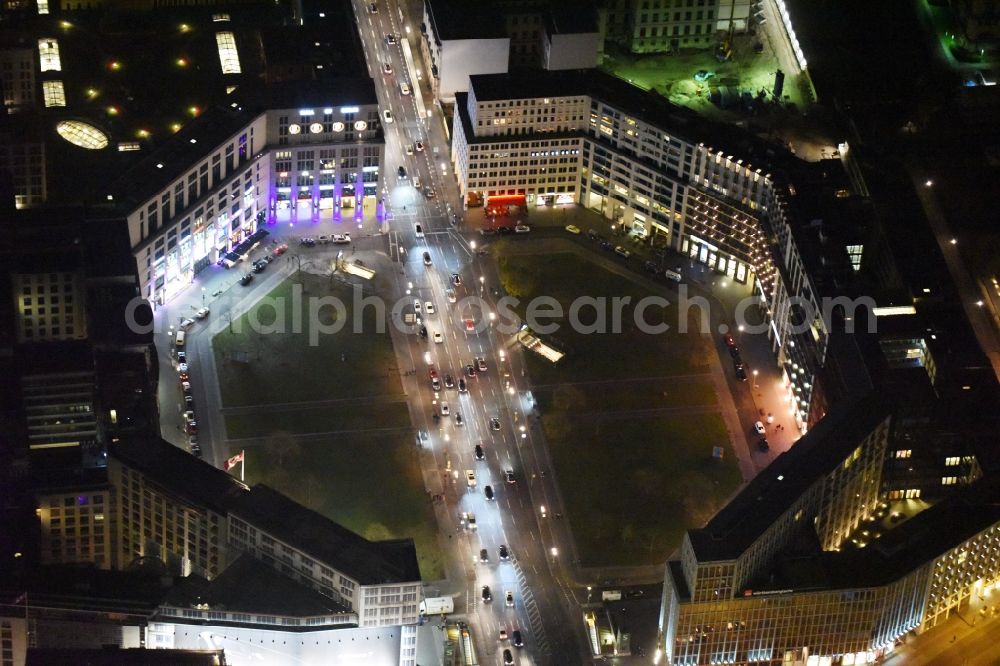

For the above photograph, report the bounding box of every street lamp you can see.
[587,586,592,603]
[753,369,759,389]
[470,240,476,251]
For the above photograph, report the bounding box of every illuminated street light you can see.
[550,547,558,557]
[950,238,958,245]
[470,240,476,251]
[738,324,745,332]
[924,179,933,187]
[976,300,984,307]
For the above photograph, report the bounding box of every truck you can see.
[419,596,454,615]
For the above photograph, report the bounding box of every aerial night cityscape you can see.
[1,0,999,664]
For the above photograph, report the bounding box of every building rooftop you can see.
[112,438,420,586]
[688,395,891,562]
[233,485,422,586]
[424,0,508,41]
[545,7,599,35]
[163,554,351,618]
[466,69,799,177]
[26,648,225,666]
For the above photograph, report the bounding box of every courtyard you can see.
[212,272,444,579]
[497,252,742,566]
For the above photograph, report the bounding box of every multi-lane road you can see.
[352,1,587,663]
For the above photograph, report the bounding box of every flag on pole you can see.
[224,451,244,471]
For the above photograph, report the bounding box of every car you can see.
[176,351,187,363]
[414,223,424,238]
[451,273,462,286]
[397,165,407,179]
[382,61,392,75]
[512,630,523,647]
[505,590,513,607]
[433,330,443,343]
[499,544,509,560]
[405,144,414,156]
[465,364,477,377]
[565,224,581,234]
[191,445,202,458]
[499,629,508,641]
[464,318,476,332]
[415,141,424,152]
[425,301,435,315]
[238,273,254,286]
[440,401,450,416]
[474,444,485,460]
[368,2,377,12]
[625,589,646,599]
[195,306,210,319]
[183,410,195,423]
[179,318,195,331]
[484,485,495,501]
[186,421,198,435]
[479,548,488,563]
[460,511,477,530]
[600,240,614,251]
[332,234,351,244]
[274,243,289,256]
[514,224,531,234]
[758,438,770,452]
[694,69,715,82]
[458,378,467,392]
[489,416,501,431]
[184,394,194,406]
[300,237,316,247]
[424,188,436,199]
[446,288,457,303]
[431,377,441,391]
[504,469,515,484]
[736,367,748,381]
[754,421,766,435]
[614,245,631,259]
[262,254,274,264]
[729,345,741,358]
[382,109,393,123]
[384,33,396,45]
[180,381,191,392]
[252,260,266,273]
[482,585,492,602]
[497,226,513,235]
[317,235,331,245]
[413,299,422,313]
[476,357,487,372]
[466,469,476,486]
[418,325,428,338]
[723,333,736,347]
[644,260,658,273]
[455,413,464,426]
[178,371,190,382]
[423,251,432,266]
[503,648,514,665]
[178,362,188,373]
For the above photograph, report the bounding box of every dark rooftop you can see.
[163,554,351,618]
[233,485,422,586]
[425,0,508,41]
[112,438,420,585]
[689,395,891,562]
[26,648,224,666]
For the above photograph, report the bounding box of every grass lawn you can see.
[544,412,741,567]
[498,252,741,565]
[234,433,444,581]
[213,272,444,580]
[213,273,403,408]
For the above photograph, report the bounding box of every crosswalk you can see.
[513,560,551,655]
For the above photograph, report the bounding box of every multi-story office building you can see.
[659,394,1000,665]
[0,37,37,113]
[104,438,422,628]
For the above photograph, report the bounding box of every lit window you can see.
[42,80,66,107]
[37,0,49,13]
[941,476,957,485]
[215,32,242,74]
[894,450,912,459]
[38,38,62,72]
[945,457,961,466]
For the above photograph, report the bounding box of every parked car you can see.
[565,224,581,234]
[514,224,531,234]
[332,234,351,244]
[179,318,195,331]
[614,246,631,259]
[754,421,766,435]
[195,306,210,319]
[238,273,254,286]
[274,243,289,256]
[758,438,770,451]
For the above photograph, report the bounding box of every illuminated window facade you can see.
[37,38,61,72]
[41,80,65,107]
[36,489,112,568]
[214,31,241,74]
[1,46,38,112]
[13,271,86,342]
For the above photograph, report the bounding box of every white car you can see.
[433,330,444,343]
[515,224,531,234]
[414,300,422,313]
[425,301,435,315]
[383,109,393,123]
[332,234,351,244]
[382,62,392,75]
[440,402,450,416]
[754,421,766,435]
[178,363,188,373]
[179,318,195,331]
[446,289,457,303]
[405,144,414,155]
[195,307,210,319]
[414,223,424,238]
